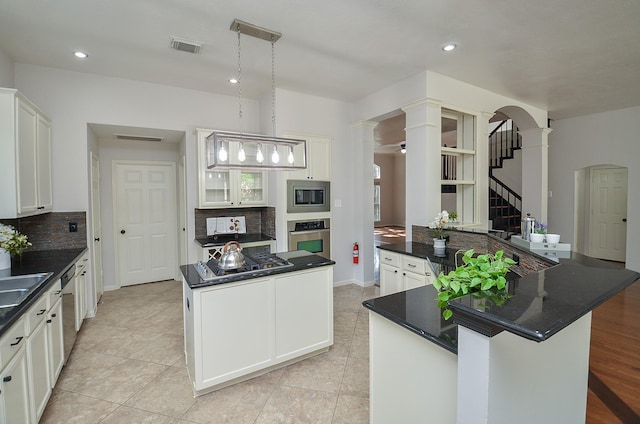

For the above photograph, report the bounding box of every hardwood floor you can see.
[587,278,640,423]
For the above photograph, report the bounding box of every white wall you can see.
[549,106,640,271]
[268,88,353,284]
[14,63,260,265]
[0,48,14,88]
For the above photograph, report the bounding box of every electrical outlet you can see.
[512,253,520,265]
[69,222,78,233]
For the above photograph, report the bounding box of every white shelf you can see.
[440,180,475,185]
[441,147,475,155]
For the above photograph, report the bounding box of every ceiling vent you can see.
[114,134,165,143]
[170,36,203,54]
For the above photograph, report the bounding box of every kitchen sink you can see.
[0,289,30,308]
[0,272,53,308]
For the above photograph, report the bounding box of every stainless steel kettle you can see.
[218,241,246,270]
[521,213,536,241]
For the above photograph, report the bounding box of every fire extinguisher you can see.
[353,242,359,264]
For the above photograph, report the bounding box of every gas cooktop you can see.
[194,253,294,281]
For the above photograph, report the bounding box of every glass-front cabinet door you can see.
[197,128,268,208]
[203,169,233,206]
[238,170,265,205]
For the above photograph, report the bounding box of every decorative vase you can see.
[434,246,446,257]
[0,248,10,271]
[433,238,446,249]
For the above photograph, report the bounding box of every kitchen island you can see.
[180,250,335,396]
[365,240,640,424]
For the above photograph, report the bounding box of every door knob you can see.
[623,218,627,222]
[121,230,126,234]
[94,237,101,241]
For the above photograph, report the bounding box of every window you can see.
[374,164,381,222]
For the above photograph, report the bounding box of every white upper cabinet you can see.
[0,88,53,218]
[196,129,267,208]
[286,135,331,181]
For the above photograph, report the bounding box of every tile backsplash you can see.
[0,212,87,251]
[194,207,275,239]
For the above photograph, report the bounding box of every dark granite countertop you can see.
[363,285,458,353]
[181,250,335,289]
[369,242,640,347]
[0,247,87,337]
[196,233,275,247]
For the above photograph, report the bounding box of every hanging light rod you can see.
[230,19,282,43]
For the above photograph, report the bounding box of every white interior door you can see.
[90,153,104,302]
[114,161,177,286]
[589,167,627,262]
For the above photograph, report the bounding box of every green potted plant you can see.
[0,223,31,270]
[433,249,516,320]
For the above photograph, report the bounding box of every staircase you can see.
[489,120,522,238]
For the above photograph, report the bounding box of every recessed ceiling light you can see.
[442,43,457,52]
[73,51,88,59]
[229,78,238,84]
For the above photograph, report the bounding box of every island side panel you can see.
[456,313,591,424]
[369,312,457,424]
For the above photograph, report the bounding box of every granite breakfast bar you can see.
[364,237,639,424]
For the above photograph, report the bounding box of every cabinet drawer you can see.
[0,317,26,368]
[401,256,428,275]
[26,295,49,334]
[47,279,62,310]
[379,251,400,267]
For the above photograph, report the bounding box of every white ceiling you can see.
[1,0,639,121]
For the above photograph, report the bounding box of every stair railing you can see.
[489,120,521,170]
[489,175,522,233]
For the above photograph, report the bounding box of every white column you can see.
[402,99,441,239]
[475,112,494,228]
[351,120,378,285]
[520,127,552,223]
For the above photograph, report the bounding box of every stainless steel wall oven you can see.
[287,219,330,259]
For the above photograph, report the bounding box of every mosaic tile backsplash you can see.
[194,207,276,239]
[1,212,87,251]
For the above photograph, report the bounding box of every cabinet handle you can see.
[10,337,23,346]
[186,298,190,311]
[54,290,62,295]
[94,237,101,241]
[425,272,431,276]
[47,319,52,323]
[37,206,45,210]
[51,313,57,318]
[384,257,392,261]
[121,229,126,234]
[37,309,47,316]
[3,376,11,382]
[407,263,416,268]
[394,270,398,273]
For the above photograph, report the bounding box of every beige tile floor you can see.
[41,280,378,423]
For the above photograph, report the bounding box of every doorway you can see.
[575,165,628,262]
[113,161,177,286]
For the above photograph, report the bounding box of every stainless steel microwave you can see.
[287,180,330,213]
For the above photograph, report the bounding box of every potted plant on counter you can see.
[433,249,516,320]
[0,223,32,271]
[428,210,450,248]
[530,222,547,243]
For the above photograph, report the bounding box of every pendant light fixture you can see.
[207,19,307,170]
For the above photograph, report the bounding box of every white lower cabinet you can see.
[75,253,89,331]
[183,265,333,396]
[0,318,31,424]
[0,279,65,424]
[26,316,50,423]
[47,294,64,386]
[380,251,435,296]
[275,268,333,361]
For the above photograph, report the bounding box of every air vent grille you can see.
[114,134,164,142]
[170,36,203,54]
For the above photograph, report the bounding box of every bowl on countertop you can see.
[545,234,560,243]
